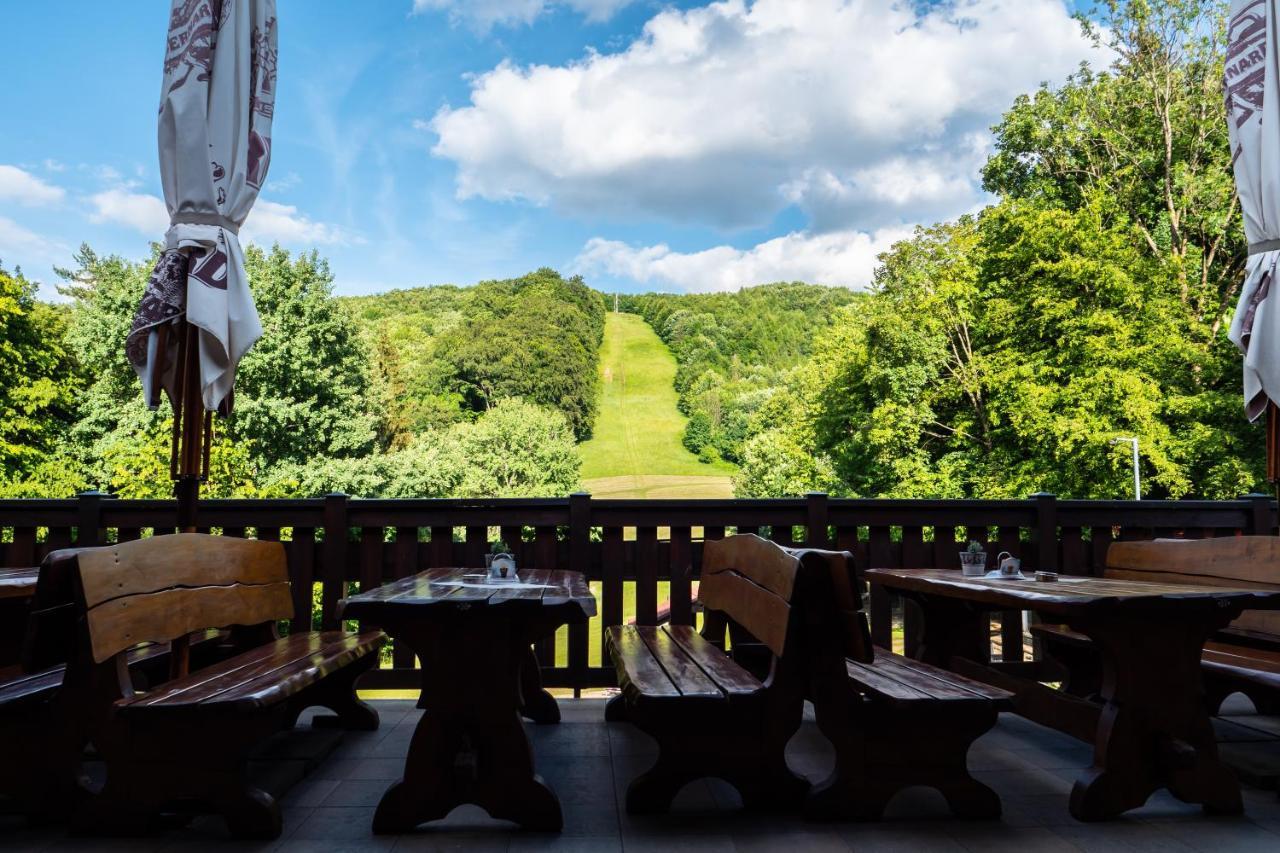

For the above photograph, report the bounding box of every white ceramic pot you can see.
[959,552,987,578]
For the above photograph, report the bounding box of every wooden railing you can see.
[2,491,1275,692]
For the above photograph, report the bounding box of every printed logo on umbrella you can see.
[190,245,230,290]
[1226,2,1267,133]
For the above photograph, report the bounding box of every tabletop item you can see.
[996,551,1022,577]
[959,540,987,578]
[1036,571,1059,583]
[339,568,597,834]
[486,541,517,580]
[864,567,1280,821]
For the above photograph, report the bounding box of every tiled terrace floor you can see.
[6,697,1280,852]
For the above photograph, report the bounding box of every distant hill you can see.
[341,269,606,446]
[622,282,865,465]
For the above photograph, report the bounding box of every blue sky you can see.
[0,1,1105,299]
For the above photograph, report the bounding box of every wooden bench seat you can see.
[608,624,763,711]
[63,534,385,839]
[1033,538,1280,714]
[606,534,855,815]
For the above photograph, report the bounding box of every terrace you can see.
[4,493,1280,850]
[6,697,1280,851]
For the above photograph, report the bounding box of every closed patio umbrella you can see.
[125,0,278,528]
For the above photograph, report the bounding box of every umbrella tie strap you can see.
[1249,239,1280,256]
[170,212,240,236]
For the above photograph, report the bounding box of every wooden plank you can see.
[289,528,316,631]
[664,625,762,696]
[636,624,722,698]
[464,525,486,568]
[866,649,1013,703]
[392,527,417,668]
[430,526,453,568]
[602,527,625,663]
[698,570,791,657]
[636,526,658,626]
[605,625,680,698]
[360,527,383,592]
[124,631,379,709]
[9,527,36,568]
[933,525,956,570]
[863,568,1280,615]
[85,582,294,663]
[77,534,288,608]
[702,534,798,601]
[669,526,693,625]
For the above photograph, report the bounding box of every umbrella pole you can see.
[172,320,209,533]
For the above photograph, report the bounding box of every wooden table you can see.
[0,567,38,671]
[0,567,38,600]
[338,568,597,833]
[864,568,1280,821]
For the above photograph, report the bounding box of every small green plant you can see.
[966,540,985,555]
[491,540,512,555]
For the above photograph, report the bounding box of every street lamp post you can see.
[1111,437,1141,500]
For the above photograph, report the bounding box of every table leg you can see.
[906,593,989,667]
[1066,610,1242,821]
[373,616,563,834]
[520,646,561,724]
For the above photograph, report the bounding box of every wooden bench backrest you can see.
[76,533,291,664]
[792,547,874,664]
[700,534,800,658]
[1105,537,1280,641]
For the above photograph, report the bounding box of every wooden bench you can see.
[807,566,1012,820]
[64,533,385,838]
[605,534,851,815]
[0,548,228,820]
[1033,537,1280,714]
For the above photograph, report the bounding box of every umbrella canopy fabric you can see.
[126,0,278,415]
[1227,0,1280,423]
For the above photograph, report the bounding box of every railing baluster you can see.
[669,526,692,625]
[602,526,625,663]
[321,493,348,632]
[868,525,892,649]
[393,526,417,669]
[636,526,658,626]
[290,527,316,633]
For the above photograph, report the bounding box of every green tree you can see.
[0,262,81,484]
[455,400,581,497]
[733,430,840,498]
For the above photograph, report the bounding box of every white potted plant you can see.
[959,539,987,577]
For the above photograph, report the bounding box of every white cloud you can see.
[88,188,169,234]
[412,0,634,30]
[574,227,914,292]
[241,200,360,247]
[0,165,66,207]
[84,189,354,248]
[430,0,1105,231]
[265,171,302,194]
[0,216,73,296]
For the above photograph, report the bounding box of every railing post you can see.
[1031,492,1057,573]
[321,492,349,631]
[1244,493,1275,536]
[569,492,591,575]
[75,490,111,547]
[805,492,829,549]
[568,492,591,696]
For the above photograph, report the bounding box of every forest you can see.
[0,0,1267,502]
[0,257,599,499]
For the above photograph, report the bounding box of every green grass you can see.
[579,313,734,498]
